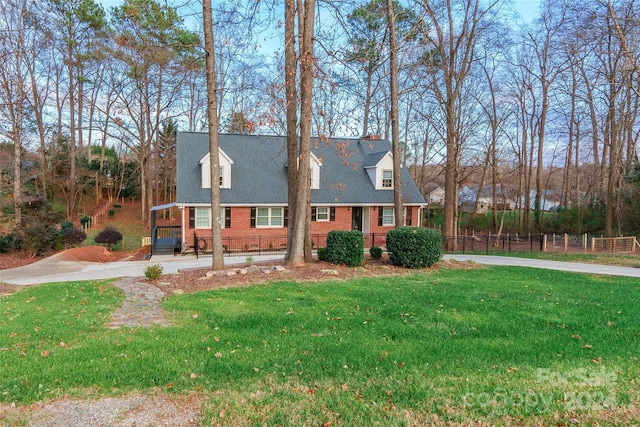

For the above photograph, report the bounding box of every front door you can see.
[351,207,363,231]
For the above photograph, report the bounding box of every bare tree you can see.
[285,0,315,266]
[0,0,29,225]
[418,0,502,248]
[386,0,404,227]
[203,0,224,270]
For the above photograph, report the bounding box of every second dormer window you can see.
[382,170,393,188]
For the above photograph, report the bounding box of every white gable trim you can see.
[199,148,234,189]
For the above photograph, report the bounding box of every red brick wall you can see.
[182,205,421,250]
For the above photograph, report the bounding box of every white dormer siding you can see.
[293,152,322,189]
[200,149,234,189]
[364,151,396,190]
[310,152,322,190]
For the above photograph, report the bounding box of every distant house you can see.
[423,184,445,205]
[155,133,426,253]
[527,189,562,211]
[458,185,516,214]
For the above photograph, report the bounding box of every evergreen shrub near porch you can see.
[326,230,364,266]
[386,226,442,268]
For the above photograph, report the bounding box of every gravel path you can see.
[23,395,201,427]
[107,277,169,329]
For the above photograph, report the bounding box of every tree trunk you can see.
[68,42,77,219]
[287,0,315,266]
[284,0,298,261]
[386,0,404,229]
[203,0,224,270]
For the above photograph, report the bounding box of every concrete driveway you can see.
[0,253,284,285]
[1,253,640,286]
[443,254,640,278]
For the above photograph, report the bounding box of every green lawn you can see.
[1,267,639,425]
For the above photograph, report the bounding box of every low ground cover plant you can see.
[0,267,637,425]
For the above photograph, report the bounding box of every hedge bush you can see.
[59,221,75,233]
[63,228,87,247]
[386,227,442,268]
[0,234,15,253]
[317,247,328,262]
[369,245,383,260]
[108,209,115,217]
[80,215,92,228]
[94,226,123,250]
[326,230,364,267]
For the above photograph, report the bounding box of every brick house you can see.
[154,132,426,254]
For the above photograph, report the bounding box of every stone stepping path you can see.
[108,277,169,329]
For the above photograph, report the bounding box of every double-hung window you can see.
[257,207,283,227]
[194,207,226,228]
[382,170,393,188]
[382,207,394,226]
[315,207,329,221]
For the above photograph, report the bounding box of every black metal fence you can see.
[190,230,605,258]
[193,231,387,258]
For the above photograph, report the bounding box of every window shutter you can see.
[189,207,195,229]
[225,207,231,228]
[250,207,256,228]
[311,207,317,221]
[330,207,335,221]
[407,206,412,226]
[284,207,288,227]
[378,206,383,226]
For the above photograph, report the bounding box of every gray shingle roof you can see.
[176,132,426,206]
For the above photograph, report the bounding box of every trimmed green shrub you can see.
[59,221,74,233]
[326,230,364,267]
[317,247,328,262]
[108,209,115,217]
[54,233,64,251]
[144,263,163,280]
[386,227,442,268]
[0,234,15,253]
[80,215,92,228]
[369,245,383,260]
[113,203,122,208]
[94,226,123,250]
[63,228,87,247]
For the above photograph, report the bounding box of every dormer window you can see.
[200,149,233,189]
[364,151,396,190]
[382,170,393,188]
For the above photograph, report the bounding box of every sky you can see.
[96,0,543,23]
[513,0,542,22]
